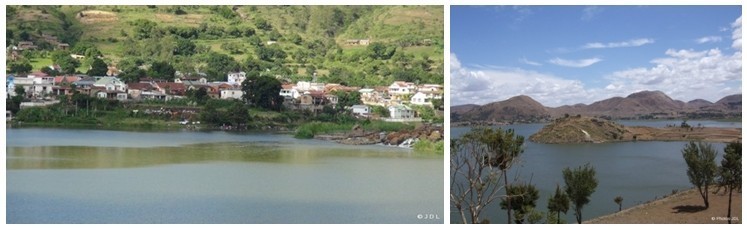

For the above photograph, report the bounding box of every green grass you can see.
[412,139,444,154]
[29,58,53,71]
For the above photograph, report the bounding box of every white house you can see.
[410,92,432,106]
[388,81,416,95]
[93,77,127,92]
[351,105,371,116]
[388,105,415,119]
[227,72,247,85]
[220,89,244,100]
[296,81,325,92]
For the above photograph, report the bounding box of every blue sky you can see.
[451,6,742,107]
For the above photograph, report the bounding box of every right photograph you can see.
[450,5,742,224]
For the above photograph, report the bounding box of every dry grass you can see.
[76,10,118,24]
[587,188,742,224]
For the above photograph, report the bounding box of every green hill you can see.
[6,5,443,86]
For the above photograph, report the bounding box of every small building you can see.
[410,92,432,106]
[351,105,371,116]
[57,43,70,50]
[220,89,244,100]
[227,71,247,85]
[388,105,415,119]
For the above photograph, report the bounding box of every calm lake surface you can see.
[6,128,443,224]
[451,120,740,224]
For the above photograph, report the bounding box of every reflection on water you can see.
[6,128,443,224]
[7,142,427,169]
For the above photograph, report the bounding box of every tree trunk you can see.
[618,204,621,212]
[557,211,560,224]
[704,184,710,208]
[504,171,511,224]
[575,207,582,224]
[727,186,732,224]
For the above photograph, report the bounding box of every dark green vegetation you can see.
[293,120,413,139]
[682,141,718,209]
[450,127,526,224]
[719,142,741,224]
[614,196,623,212]
[7,5,443,86]
[547,184,570,224]
[562,163,598,224]
[500,183,540,224]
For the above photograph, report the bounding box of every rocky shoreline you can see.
[314,124,444,147]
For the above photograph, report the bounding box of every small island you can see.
[529,116,741,144]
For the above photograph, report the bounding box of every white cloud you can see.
[519,57,542,66]
[732,16,741,50]
[582,38,655,49]
[451,54,590,107]
[581,6,603,21]
[696,36,722,44]
[548,57,602,68]
[607,48,741,102]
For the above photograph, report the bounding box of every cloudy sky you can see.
[451,6,742,107]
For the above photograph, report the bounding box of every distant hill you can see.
[452,91,742,122]
[456,95,550,123]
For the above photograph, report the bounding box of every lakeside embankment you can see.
[530,116,741,144]
[586,188,742,224]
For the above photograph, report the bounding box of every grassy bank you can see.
[413,139,444,154]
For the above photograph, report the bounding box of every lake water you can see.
[450,120,740,224]
[6,128,443,224]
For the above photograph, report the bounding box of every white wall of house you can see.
[410,92,432,106]
[352,105,370,115]
[227,72,246,85]
[221,89,244,100]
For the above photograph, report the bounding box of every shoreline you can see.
[586,187,742,224]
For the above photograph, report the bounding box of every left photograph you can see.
[5,5,444,224]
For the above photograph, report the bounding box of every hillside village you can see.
[6,67,442,123]
[6,6,444,129]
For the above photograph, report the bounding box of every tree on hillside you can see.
[57,56,80,74]
[682,141,717,208]
[333,91,361,109]
[451,127,524,224]
[174,38,196,56]
[614,196,623,212]
[367,42,396,60]
[562,163,598,224]
[500,183,540,224]
[719,142,741,223]
[547,184,570,224]
[241,74,283,111]
[8,60,32,74]
[148,61,176,81]
[86,58,108,76]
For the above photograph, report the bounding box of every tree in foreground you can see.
[473,127,524,223]
[682,141,717,208]
[500,182,540,224]
[547,184,570,224]
[562,163,598,224]
[614,196,623,212]
[450,127,524,224]
[719,142,741,223]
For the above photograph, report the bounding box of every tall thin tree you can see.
[547,184,570,224]
[719,142,741,224]
[682,141,717,208]
[562,163,598,224]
